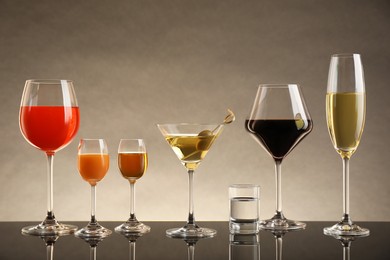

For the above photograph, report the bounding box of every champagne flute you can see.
[76,139,112,238]
[115,139,150,234]
[324,53,369,236]
[246,84,313,231]
[19,79,80,236]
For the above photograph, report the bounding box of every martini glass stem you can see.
[342,157,351,224]
[187,170,195,225]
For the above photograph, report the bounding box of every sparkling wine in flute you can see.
[323,53,369,237]
[326,92,365,159]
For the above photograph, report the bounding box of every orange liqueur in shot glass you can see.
[115,139,151,234]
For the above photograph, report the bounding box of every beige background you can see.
[0,0,389,222]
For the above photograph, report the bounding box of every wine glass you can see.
[19,79,80,236]
[323,53,370,236]
[115,139,150,234]
[157,123,224,238]
[246,84,313,231]
[75,139,112,238]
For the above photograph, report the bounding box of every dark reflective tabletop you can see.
[1,221,389,259]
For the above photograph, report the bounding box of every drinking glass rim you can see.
[258,83,300,88]
[26,79,73,84]
[331,53,361,58]
[156,123,223,127]
[229,184,260,189]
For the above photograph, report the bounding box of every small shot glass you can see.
[229,184,260,234]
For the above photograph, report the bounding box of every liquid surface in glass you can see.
[165,134,217,170]
[326,92,365,159]
[20,106,80,153]
[245,119,313,161]
[78,154,109,186]
[118,152,148,183]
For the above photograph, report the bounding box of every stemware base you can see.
[166,224,217,238]
[323,222,370,237]
[22,217,77,236]
[260,213,306,231]
[115,220,151,234]
[75,223,112,238]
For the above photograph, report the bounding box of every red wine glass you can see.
[245,84,313,231]
[19,79,80,236]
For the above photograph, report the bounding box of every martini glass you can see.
[157,123,224,238]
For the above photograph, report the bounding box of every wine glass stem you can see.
[90,184,97,225]
[129,241,136,260]
[187,169,195,225]
[187,244,195,260]
[129,182,136,220]
[90,246,97,260]
[343,243,351,260]
[342,157,351,223]
[275,160,282,214]
[46,244,54,260]
[46,153,54,219]
[276,237,283,260]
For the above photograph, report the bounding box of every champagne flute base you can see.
[323,222,370,237]
[115,221,151,234]
[75,223,112,238]
[166,224,216,238]
[260,215,306,231]
[22,222,78,236]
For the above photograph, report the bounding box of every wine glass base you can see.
[166,225,217,238]
[115,221,151,234]
[323,222,370,237]
[22,222,78,236]
[75,223,112,238]
[260,218,306,231]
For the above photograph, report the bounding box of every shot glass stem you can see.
[129,182,136,220]
[90,184,97,225]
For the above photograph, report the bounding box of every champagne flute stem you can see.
[275,160,282,214]
[46,153,54,219]
[187,170,195,225]
[129,182,136,220]
[342,157,351,223]
[90,184,97,225]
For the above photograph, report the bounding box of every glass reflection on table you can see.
[76,235,107,260]
[229,234,260,260]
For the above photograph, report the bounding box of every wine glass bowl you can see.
[246,84,313,231]
[324,54,369,236]
[115,139,150,234]
[157,123,224,238]
[19,79,80,236]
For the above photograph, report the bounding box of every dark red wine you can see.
[245,119,313,161]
